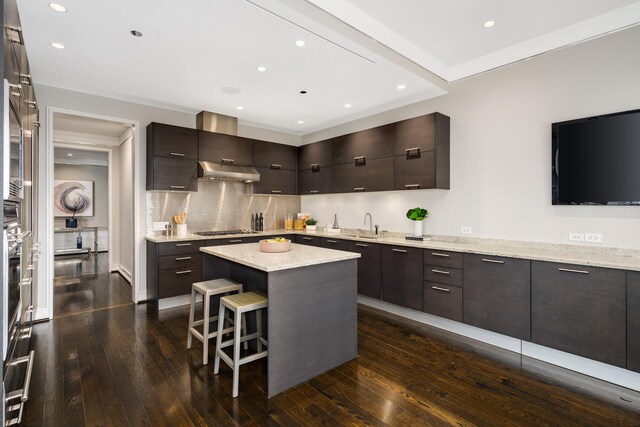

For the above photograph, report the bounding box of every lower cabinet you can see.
[423,249,463,322]
[531,261,627,368]
[347,240,382,299]
[463,253,531,340]
[294,234,322,247]
[320,237,348,251]
[205,235,272,246]
[629,272,640,372]
[148,240,204,300]
[381,246,423,311]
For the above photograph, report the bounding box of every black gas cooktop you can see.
[193,229,259,237]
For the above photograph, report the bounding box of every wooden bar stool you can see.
[213,291,268,397]
[187,278,246,365]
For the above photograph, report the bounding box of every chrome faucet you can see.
[364,212,373,236]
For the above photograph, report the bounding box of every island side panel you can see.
[267,259,358,397]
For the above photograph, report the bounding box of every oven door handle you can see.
[15,230,31,244]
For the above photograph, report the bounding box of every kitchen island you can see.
[201,242,360,397]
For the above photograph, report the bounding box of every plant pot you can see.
[414,220,423,237]
[66,218,78,228]
[306,225,317,231]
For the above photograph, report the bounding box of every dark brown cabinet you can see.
[381,246,423,311]
[254,140,297,170]
[198,130,253,166]
[332,124,394,165]
[531,261,627,368]
[320,237,348,251]
[628,272,640,373]
[205,236,273,246]
[424,249,463,322]
[298,166,332,195]
[393,113,450,190]
[298,139,333,170]
[463,253,530,340]
[294,234,322,247]
[147,240,204,300]
[332,157,394,193]
[347,241,382,299]
[146,123,199,191]
[252,167,296,195]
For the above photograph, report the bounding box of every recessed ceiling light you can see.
[294,40,306,47]
[298,120,304,124]
[50,42,65,49]
[130,30,143,37]
[484,20,495,28]
[67,153,73,157]
[397,84,406,90]
[49,2,66,12]
[300,90,307,94]
[236,106,244,110]
[344,103,351,108]
[257,66,266,72]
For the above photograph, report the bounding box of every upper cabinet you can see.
[198,131,253,166]
[146,123,199,191]
[332,124,394,165]
[298,139,333,170]
[252,140,297,195]
[298,139,333,194]
[394,113,450,190]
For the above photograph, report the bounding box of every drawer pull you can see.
[405,147,420,153]
[355,243,369,248]
[175,243,192,247]
[431,286,451,292]
[481,258,504,264]
[431,269,450,275]
[558,267,589,274]
[354,156,366,164]
[309,190,319,194]
[170,152,185,157]
[405,184,420,189]
[431,252,450,258]
[229,239,243,243]
[392,248,407,253]
[175,270,192,275]
[326,240,338,244]
[221,158,235,164]
[169,185,185,189]
[271,190,282,194]
[353,187,366,192]
[302,237,313,241]
[310,163,320,172]
[270,164,281,169]
[175,256,192,261]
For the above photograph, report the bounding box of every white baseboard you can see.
[357,296,640,392]
[117,265,132,283]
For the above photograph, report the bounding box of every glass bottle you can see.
[285,212,293,230]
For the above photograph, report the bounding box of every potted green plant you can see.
[406,207,428,236]
[305,217,318,231]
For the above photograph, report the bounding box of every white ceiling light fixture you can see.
[50,42,65,49]
[298,120,304,124]
[236,106,244,110]
[49,2,66,12]
[397,84,406,90]
[67,153,73,157]
[344,103,351,108]
[294,40,306,47]
[484,20,495,28]
[257,66,266,72]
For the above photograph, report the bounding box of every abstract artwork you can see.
[54,180,94,217]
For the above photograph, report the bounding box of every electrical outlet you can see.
[585,233,603,243]
[153,221,169,231]
[461,227,472,234]
[568,232,584,242]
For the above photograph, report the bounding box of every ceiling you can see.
[53,147,109,167]
[53,112,132,147]
[18,0,640,134]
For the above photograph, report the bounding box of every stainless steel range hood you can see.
[196,111,260,182]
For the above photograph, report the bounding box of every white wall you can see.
[118,132,134,280]
[302,26,640,250]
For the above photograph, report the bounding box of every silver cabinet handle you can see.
[481,258,504,264]
[7,26,24,44]
[392,248,407,253]
[20,73,32,85]
[405,184,420,189]
[271,190,282,194]
[175,243,192,247]
[175,270,192,275]
[431,286,451,292]
[404,147,420,153]
[431,252,450,258]
[310,163,319,168]
[221,158,234,164]
[20,278,32,287]
[558,267,589,274]
[170,152,185,157]
[302,237,313,241]
[353,187,365,192]
[326,240,338,244]
[431,269,450,275]
[270,164,281,169]
[229,239,243,243]
[354,156,365,163]
[175,256,192,261]
[169,185,185,189]
[355,243,369,247]
[309,190,319,194]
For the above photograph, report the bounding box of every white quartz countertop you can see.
[201,242,360,272]
[147,229,640,271]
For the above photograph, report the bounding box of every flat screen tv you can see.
[552,108,640,205]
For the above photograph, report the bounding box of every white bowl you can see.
[259,239,292,253]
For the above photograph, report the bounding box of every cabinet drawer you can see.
[149,123,198,159]
[253,140,297,170]
[531,261,626,368]
[320,237,348,251]
[206,236,273,246]
[299,139,333,170]
[629,272,640,373]
[158,240,204,256]
[333,157,394,193]
[158,268,202,299]
[424,249,463,269]
[252,167,296,195]
[298,166,332,194]
[332,124,394,165]
[424,265,462,287]
[158,253,202,271]
[295,235,322,247]
[424,282,462,322]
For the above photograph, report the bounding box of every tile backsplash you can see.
[146,180,301,234]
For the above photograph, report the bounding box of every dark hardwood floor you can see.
[24,257,640,425]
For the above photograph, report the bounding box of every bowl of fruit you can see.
[259,237,292,253]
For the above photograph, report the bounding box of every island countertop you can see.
[201,242,361,272]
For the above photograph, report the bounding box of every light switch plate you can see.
[153,221,169,231]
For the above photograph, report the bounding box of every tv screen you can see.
[552,109,640,205]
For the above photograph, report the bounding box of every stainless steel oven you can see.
[3,79,24,202]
